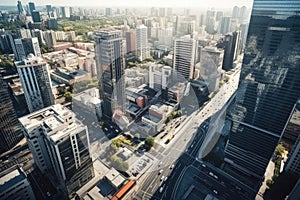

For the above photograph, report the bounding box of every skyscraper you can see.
[94,29,126,120]
[19,104,94,198]
[135,24,150,61]
[173,36,196,80]
[28,2,35,14]
[17,1,24,14]
[219,16,231,35]
[223,0,300,197]
[125,30,135,54]
[0,75,24,154]
[14,37,41,61]
[31,11,41,22]
[15,55,54,113]
[218,31,240,71]
[44,30,56,48]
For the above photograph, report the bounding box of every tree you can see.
[144,137,155,150]
[110,155,129,171]
[134,133,140,140]
[64,91,73,102]
[266,179,274,188]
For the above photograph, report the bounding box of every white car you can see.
[158,169,163,175]
[159,187,164,193]
[160,176,165,181]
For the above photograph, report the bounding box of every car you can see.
[209,172,214,177]
[213,190,218,195]
[170,164,174,169]
[158,169,163,175]
[159,186,164,193]
[164,176,168,181]
[160,176,165,181]
[201,164,206,168]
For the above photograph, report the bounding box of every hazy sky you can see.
[1,0,253,8]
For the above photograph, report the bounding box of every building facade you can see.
[173,36,196,80]
[135,25,150,61]
[14,37,41,61]
[0,75,24,154]
[15,55,54,113]
[19,104,94,198]
[94,29,126,120]
[223,0,300,197]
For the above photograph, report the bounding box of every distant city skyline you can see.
[1,0,252,8]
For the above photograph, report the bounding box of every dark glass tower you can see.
[0,75,24,154]
[223,0,300,196]
[94,29,126,120]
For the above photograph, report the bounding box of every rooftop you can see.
[0,165,27,193]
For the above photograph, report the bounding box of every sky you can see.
[1,0,253,8]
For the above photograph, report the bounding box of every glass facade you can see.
[94,30,126,120]
[224,0,300,195]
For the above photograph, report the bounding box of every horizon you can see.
[1,0,252,9]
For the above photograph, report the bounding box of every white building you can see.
[136,24,150,61]
[15,54,54,113]
[173,35,196,80]
[0,165,36,200]
[44,30,57,48]
[19,104,94,198]
[149,64,172,91]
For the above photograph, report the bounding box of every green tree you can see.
[110,155,129,171]
[64,91,73,102]
[144,137,155,150]
[134,133,140,140]
[266,179,274,188]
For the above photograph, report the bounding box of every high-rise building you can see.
[15,55,54,113]
[105,8,112,16]
[232,6,240,18]
[285,134,300,177]
[94,29,126,120]
[61,6,70,18]
[44,30,56,48]
[19,104,94,198]
[14,37,41,61]
[17,1,24,14]
[0,165,36,200]
[0,75,24,154]
[135,24,150,61]
[217,31,240,71]
[31,29,44,46]
[199,46,224,92]
[223,0,300,197]
[16,28,32,39]
[28,2,35,14]
[125,30,135,54]
[159,8,166,17]
[219,16,231,35]
[46,5,52,13]
[167,8,172,16]
[31,11,41,22]
[47,18,58,30]
[173,36,196,80]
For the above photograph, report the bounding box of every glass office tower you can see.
[223,0,300,196]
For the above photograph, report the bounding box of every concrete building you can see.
[0,75,24,154]
[219,16,231,35]
[136,25,150,61]
[94,29,126,120]
[15,54,54,113]
[149,64,172,91]
[14,37,41,61]
[16,28,32,39]
[0,165,36,200]
[199,46,224,93]
[19,104,94,199]
[125,30,135,54]
[61,6,70,18]
[44,30,56,48]
[173,36,196,80]
[142,102,173,132]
